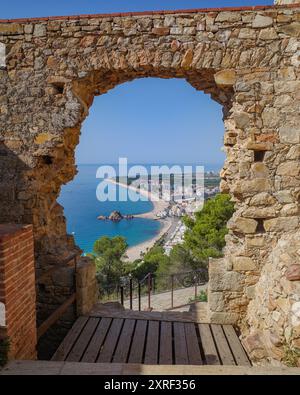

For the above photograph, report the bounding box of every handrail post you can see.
[148,273,151,310]
[171,274,174,309]
[138,282,141,311]
[129,277,133,310]
[194,275,198,300]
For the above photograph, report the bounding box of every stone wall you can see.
[275,1,300,5]
[76,257,98,316]
[243,232,300,366]
[0,3,299,364]
[0,224,37,360]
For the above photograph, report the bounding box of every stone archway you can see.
[0,3,300,363]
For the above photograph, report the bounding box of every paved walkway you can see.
[124,285,207,312]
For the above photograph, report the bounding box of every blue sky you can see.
[2,1,273,166]
[78,79,225,166]
[1,1,273,19]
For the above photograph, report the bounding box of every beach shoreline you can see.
[125,217,172,261]
[107,178,172,261]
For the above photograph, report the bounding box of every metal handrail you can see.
[119,267,208,312]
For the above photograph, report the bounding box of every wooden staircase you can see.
[50,303,250,366]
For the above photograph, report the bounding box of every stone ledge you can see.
[1,360,300,375]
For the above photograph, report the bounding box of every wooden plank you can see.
[211,325,235,366]
[198,324,220,365]
[51,316,89,361]
[144,321,159,365]
[113,319,136,363]
[38,293,76,340]
[66,317,99,362]
[184,323,203,365]
[173,322,189,365]
[97,318,124,363]
[159,321,173,365]
[128,320,148,364]
[222,325,251,366]
[81,318,112,363]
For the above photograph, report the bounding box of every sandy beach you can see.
[107,178,172,261]
[125,217,172,261]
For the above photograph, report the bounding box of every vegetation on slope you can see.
[90,194,234,294]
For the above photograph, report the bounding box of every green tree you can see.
[169,244,196,272]
[89,236,128,294]
[183,194,234,267]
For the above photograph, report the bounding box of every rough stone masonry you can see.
[0,2,299,364]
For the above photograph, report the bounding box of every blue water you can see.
[58,164,162,253]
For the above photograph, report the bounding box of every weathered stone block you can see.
[286,265,300,281]
[251,163,269,179]
[0,23,23,35]
[241,179,271,194]
[274,190,294,204]
[208,292,225,312]
[33,24,47,37]
[264,217,298,232]
[246,141,273,151]
[34,133,55,145]
[214,69,236,87]
[246,285,256,299]
[228,217,258,234]
[277,161,300,176]
[291,302,300,327]
[209,269,244,292]
[239,28,256,39]
[250,193,276,206]
[258,28,278,40]
[210,312,239,325]
[287,146,300,160]
[234,112,250,129]
[242,206,276,219]
[280,203,298,216]
[279,126,300,144]
[215,12,241,23]
[181,49,193,68]
[76,257,98,315]
[278,22,300,38]
[246,236,266,248]
[152,27,170,36]
[252,15,273,28]
[233,257,257,271]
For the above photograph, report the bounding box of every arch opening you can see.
[54,74,234,309]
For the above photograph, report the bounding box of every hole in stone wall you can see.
[51,82,64,95]
[254,150,265,162]
[255,219,266,234]
[41,155,53,165]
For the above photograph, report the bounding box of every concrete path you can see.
[124,285,207,311]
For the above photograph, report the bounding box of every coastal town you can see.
[107,171,220,260]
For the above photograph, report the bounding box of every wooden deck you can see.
[51,314,251,366]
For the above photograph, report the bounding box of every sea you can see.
[58,163,221,254]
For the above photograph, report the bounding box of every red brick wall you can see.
[0,224,37,360]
